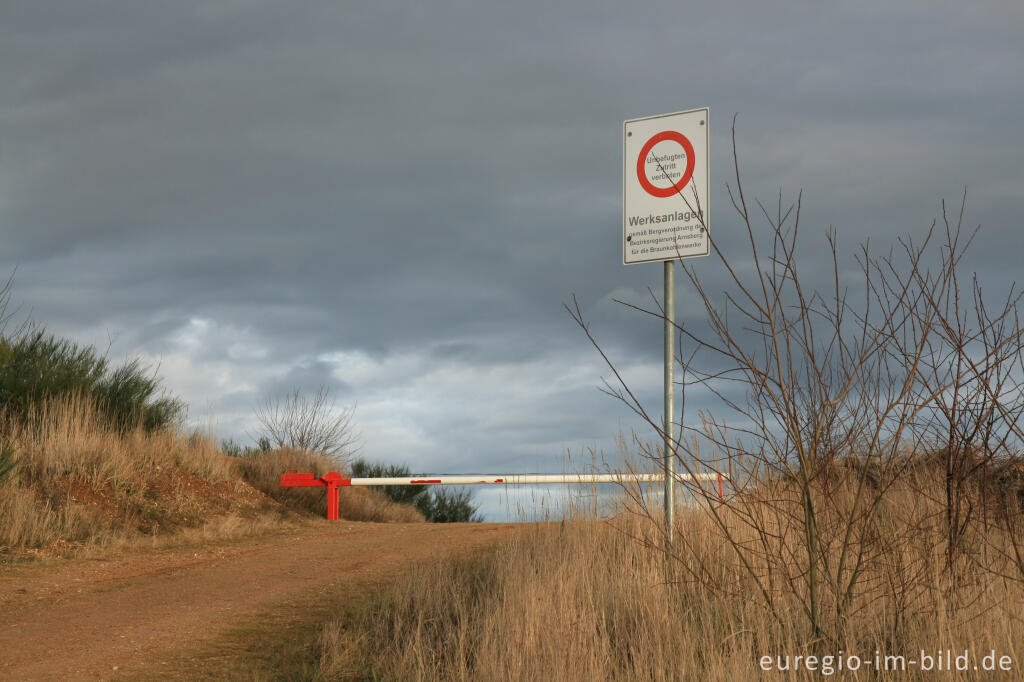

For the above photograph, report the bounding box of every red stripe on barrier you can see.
[280,472,325,487]
[410,479,442,484]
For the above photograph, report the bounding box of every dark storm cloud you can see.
[3,2,1023,519]
[256,359,351,401]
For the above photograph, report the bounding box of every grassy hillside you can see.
[0,395,421,558]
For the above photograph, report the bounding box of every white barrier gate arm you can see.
[280,470,726,521]
[348,473,720,485]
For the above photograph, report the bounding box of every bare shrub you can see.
[251,386,358,463]
[566,119,1024,644]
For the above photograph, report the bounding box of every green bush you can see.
[350,458,426,506]
[0,327,184,433]
[415,486,483,523]
[221,436,272,459]
[351,457,482,523]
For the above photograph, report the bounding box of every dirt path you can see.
[0,520,519,680]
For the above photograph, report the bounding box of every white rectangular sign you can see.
[623,107,709,265]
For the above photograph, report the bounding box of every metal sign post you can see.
[623,107,710,543]
[663,260,674,542]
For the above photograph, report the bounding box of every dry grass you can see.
[0,395,421,556]
[0,395,256,553]
[315,481,1024,681]
[337,486,424,523]
[9,394,234,491]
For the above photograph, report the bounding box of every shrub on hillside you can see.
[0,328,184,433]
[252,386,358,462]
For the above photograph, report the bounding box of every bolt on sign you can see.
[623,107,709,265]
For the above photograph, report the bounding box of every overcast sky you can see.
[3,2,1022,519]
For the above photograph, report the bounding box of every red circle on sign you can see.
[636,131,696,198]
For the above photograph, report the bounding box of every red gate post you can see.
[280,470,351,521]
[326,483,339,521]
[322,472,349,521]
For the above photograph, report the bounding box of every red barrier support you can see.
[280,470,351,521]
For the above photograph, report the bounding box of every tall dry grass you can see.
[315,478,1024,681]
[0,394,246,551]
[9,394,234,489]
